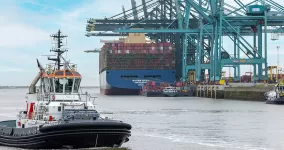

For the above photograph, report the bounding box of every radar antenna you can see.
[48,29,68,70]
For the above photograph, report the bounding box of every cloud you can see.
[0,1,51,49]
[0,24,49,48]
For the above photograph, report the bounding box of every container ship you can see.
[99,32,176,95]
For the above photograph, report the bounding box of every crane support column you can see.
[257,24,263,79]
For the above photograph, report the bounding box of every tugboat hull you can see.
[265,99,284,105]
[264,91,284,105]
[0,120,131,149]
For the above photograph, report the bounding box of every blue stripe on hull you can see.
[100,70,176,93]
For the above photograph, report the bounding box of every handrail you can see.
[36,92,97,104]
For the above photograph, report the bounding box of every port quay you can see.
[84,0,284,102]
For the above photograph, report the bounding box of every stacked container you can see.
[160,82,170,88]
[142,81,176,92]
[142,81,162,92]
[240,75,251,83]
[99,42,176,73]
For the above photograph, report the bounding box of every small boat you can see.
[0,30,131,149]
[162,86,177,97]
[264,81,284,104]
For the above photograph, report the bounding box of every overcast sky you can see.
[0,0,283,86]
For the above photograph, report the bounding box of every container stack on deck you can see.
[141,81,172,97]
[100,43,175,71]
[141,81,163,96]
[99,42,177,95]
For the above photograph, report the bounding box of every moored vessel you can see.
[98,32,176,95]
[264,81,284,104]
[162,86,178,97]
[0,30,132,149]
[140,81,196,97]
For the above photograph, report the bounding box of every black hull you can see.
[0,120,131,149]
[266,100,284,105]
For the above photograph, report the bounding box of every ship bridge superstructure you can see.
[36,30,86,102]
[85,0,284,83]
[42,65,81,95]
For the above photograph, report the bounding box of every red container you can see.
[100,42,176,70]
[176,81,182,87]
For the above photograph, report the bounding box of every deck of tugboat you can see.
[20,92,99,127]
[12,72,132,149]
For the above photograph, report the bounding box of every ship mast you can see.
[49,29,68,70]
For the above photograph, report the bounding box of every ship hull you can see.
[100,69,176,95]
[100,87,140,95]
[264,91,284,105]
[265,99,284,105]
[0,120,131,149]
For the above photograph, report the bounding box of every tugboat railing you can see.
[79,87,97,105]
[84,92,97,105]
[45,63,78,72]
[36,92,97,104]
[17,111,27,119]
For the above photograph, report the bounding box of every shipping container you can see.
[240,75,251,83]
[99,42,176,73]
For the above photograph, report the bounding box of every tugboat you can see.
[264,80,284,104]
[0,30,132,149]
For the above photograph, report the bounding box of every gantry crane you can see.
[85,0,284,84]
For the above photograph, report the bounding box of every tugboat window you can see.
[42,78,46,93]
[73,79,81,93]
[49,78,54,93]
[54,78,65,93]
[65,78,74,93]
[43,78,50,93]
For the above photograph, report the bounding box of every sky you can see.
[0,0,283,86]
[0,0,132,86]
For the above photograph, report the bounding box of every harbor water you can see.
[0,88,284,150]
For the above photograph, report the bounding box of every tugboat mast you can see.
[49,29,68,70]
